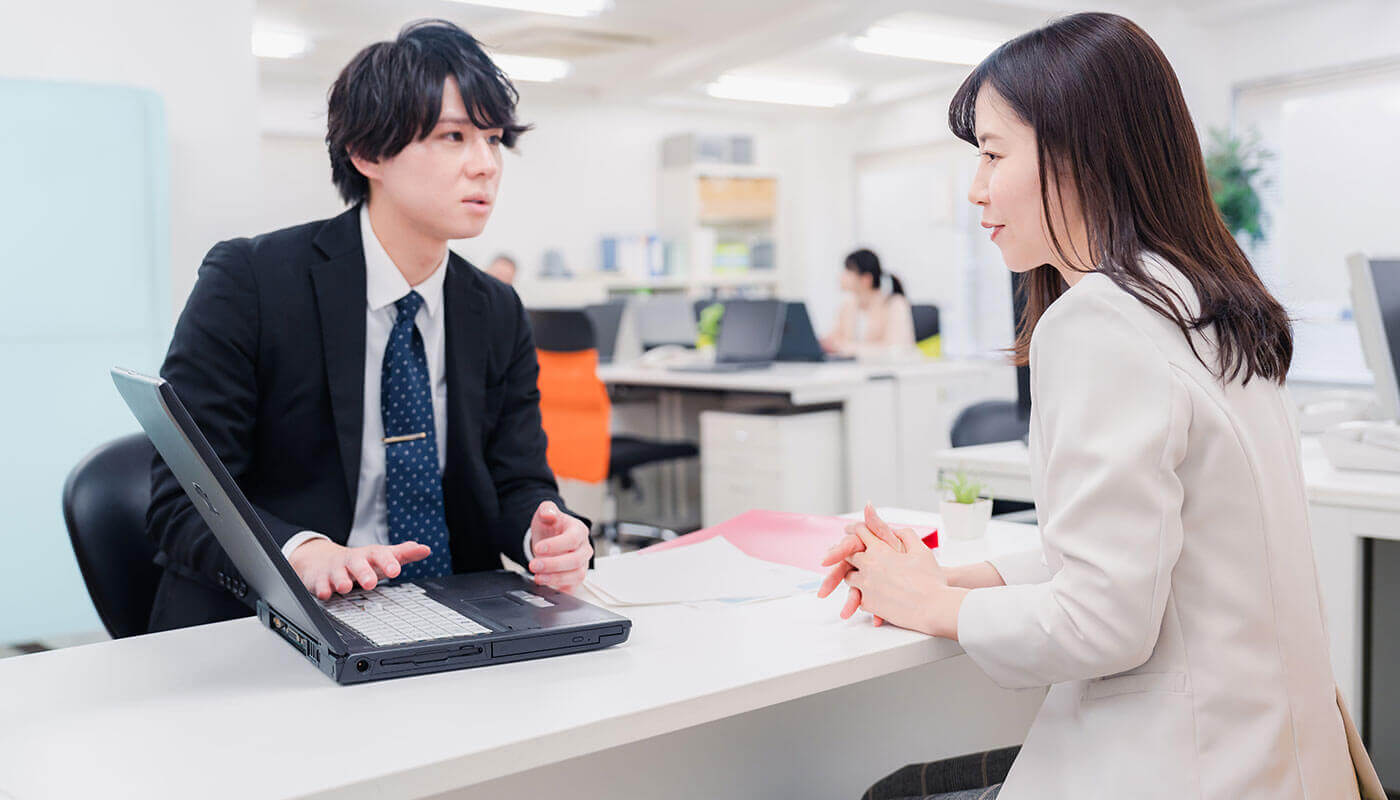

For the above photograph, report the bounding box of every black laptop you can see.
[775,301,855,363]
[669,298,785,372]
[111,368,631,685]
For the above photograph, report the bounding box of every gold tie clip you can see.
[382,432,427,445]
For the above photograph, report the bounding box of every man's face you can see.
[353,77,503,241]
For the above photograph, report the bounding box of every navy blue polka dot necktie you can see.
[381,291,452,580]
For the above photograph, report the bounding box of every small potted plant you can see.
[938,469,993,541]
[696,302,724,350]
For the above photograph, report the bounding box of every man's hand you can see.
[527,501,592,592]
[288,539,432,601]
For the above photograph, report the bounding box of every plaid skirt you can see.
[860,745,1019,800]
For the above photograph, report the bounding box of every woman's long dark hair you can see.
[949,12,1291,385]
[845,248,905,296]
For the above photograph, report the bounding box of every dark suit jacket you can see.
[147,205,573,631]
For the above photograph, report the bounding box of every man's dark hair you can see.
[326,19,532,204]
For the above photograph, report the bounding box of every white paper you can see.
[585,537,820,607]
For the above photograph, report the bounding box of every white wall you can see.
[257,81,860,329]
[0,0,261,317]
[827,2,1400,360]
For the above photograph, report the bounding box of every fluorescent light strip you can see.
[705,75,852,108]
[445,0,611,17]
[252,30,310,60]
[853,26,1001,66]
[492,53,572,83]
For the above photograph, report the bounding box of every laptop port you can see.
[355,659,370,673]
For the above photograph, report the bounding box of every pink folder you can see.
[646,510,938,573]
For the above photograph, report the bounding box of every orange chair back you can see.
[535,348,611,483]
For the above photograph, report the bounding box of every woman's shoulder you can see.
[1031,272,1171,365]
[1039,256,1197,346]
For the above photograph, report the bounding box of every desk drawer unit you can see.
[700,409,844,526]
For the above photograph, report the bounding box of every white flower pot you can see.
[939,498,993,541]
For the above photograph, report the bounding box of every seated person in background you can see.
[145,19,592,632]
[486,253,517,284]
[820,248,917,359]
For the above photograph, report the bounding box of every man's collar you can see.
[360,204,448,317]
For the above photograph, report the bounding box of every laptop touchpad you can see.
[463,596,543,631]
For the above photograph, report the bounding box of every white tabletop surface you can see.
[0,510,1039,800]
[597,358,1001,403]
[933,437,1400,513]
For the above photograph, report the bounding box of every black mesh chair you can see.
[949,400,1034,517]
[910,304,941,342]
[529,308,698,549]
[61,433,162,639]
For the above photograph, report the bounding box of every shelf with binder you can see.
[659,165,781,295]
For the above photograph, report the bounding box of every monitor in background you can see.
[1318,255,1400,473]
[635,295,698,350]
[584,301,625,364]
[1348,254,1400,421]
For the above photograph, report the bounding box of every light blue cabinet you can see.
[0,79,169,643]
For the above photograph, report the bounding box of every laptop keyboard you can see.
[320,583,491,646]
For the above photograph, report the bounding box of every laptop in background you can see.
[111,368,631,685]
[776,301,855,363]
[669,298,785,373]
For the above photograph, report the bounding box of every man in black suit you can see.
[146,20,593,631]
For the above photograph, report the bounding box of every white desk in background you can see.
[0,511,1044,800]
[599,359,1014,517]
[931,437,1400,728]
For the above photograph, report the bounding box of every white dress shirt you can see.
[283,205,533,562]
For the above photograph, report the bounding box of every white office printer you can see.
[1317,254,1400,473]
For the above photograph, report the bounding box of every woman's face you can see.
[967,86,1088,274]
[840,267,870,294]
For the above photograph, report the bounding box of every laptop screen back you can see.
[111,368,346,652]
[716,299,785,364]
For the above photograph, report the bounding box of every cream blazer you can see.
[957,254,1366,799]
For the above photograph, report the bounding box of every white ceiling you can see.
[254,0,1324,110]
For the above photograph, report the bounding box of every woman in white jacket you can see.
[819,12,1376,800]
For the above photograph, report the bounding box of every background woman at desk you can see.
[819,12,1377,800]
[820,248,916,359]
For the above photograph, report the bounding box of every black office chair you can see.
[949,400,1034,517]
[528,308,699,549]
[583,300,625,364]
[910,304,941,342]
[61,432,162,639]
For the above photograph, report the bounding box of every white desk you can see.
[600,359,1013,515]
[932,438,1400,727]
[0,511,1044,800]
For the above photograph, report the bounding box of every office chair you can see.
[529,308,699,550]
[583,300,625,364]
[949,400,1035,517]
[910,304,941,341]
[61,432,162,639]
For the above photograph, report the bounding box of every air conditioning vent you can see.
[486,26,653,59]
